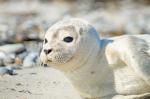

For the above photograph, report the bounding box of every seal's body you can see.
[40,19,150,99]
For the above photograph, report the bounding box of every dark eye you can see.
[63,36,73,43]
[44,39,48,44]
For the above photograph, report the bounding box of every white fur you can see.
[40,19,150,99]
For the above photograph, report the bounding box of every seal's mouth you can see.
[43,64,48,67]
[48,59,52,62]
[40,62,48,67]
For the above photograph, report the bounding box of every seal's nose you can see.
[44,49,52,54]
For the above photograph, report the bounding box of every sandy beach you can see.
[0,67,81,99]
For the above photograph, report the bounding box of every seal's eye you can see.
[44,39,48,44]
[63,36,73,43]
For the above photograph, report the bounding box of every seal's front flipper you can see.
[112,93,150,99]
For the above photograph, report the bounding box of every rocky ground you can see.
[0,0,150,99]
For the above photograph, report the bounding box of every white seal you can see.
[40,18,150,99]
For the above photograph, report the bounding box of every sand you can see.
[0,67,81,99]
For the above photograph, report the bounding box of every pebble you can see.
[3,53,15,65]
[15,57,23,65]
[0,44,26,54]
[0,24,9,43]
[0,52,16,66]
[0,66,16,76]
[17,51,28,60]
[23,52,38,68]
[0,60,3,66]
[0,67,8,76]
[0,52,7,59]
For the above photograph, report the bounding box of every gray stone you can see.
[0,52,7,65]
[0,44,26,54]
[3,53,15,65]
[0,66,15,76]
[23,52,38,68]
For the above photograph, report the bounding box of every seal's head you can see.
[40,18,100,71]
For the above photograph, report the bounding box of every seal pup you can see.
[40,18,150,99]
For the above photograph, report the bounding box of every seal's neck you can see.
[65,38,111,73]
[64,39,115,98]
[66,38,111,76]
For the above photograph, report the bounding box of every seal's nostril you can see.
[44,49,52,54]
[47,49,52,54]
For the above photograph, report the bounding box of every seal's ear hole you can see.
[79,28,83,35]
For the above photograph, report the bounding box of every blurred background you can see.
[1,0,150,42]
[0,0,150,98]
[1,0,150,64]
